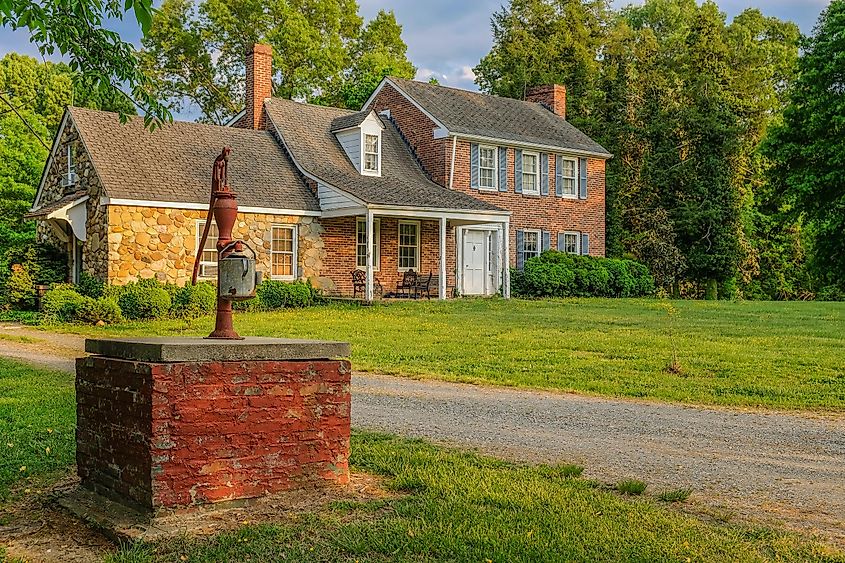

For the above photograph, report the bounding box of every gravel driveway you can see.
[2,324,844,546]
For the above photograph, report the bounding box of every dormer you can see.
[331,111,384,177]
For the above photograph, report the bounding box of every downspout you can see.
[449,135,457,189]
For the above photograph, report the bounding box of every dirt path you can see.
[2,324,844,549]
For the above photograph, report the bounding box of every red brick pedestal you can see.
[76,337,351,511]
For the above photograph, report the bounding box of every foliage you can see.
[117,283,172,320]
[763,0,845,292]
[172,282,217,318]
[0,0,170,125]
[512,252,654,298]
[256,280,315,309]
[140,0,415,122]
[657,488,692,502]
[77,272,105,299]
[4,264,35,310]
[40,287,86,323]
[76,297,123,325]
[616,479,648,495]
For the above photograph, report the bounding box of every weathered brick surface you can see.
[76,356,351,510]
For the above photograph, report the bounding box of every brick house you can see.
[28,44,610,299]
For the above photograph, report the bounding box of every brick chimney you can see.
[245,43,273,130]
[525,84,566,119]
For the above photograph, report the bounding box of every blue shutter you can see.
[470,143,479,189]
[542,231,551,252]
[555,155,563,197]
[498,147,508,192]
[514,149,523,194]
[579,157,588,199]
[581,233,590,256]
[516,229,525,270]
[540,153,549,196]
[556,232,564,251]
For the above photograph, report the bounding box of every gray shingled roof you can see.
[384,78,611,157]
[330,110,372,132]
[264,98,506,213]
[67,107,319,211]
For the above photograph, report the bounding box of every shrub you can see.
[5,264,36,310]
[172,282,217,318]
[77,297,123,325]
[41,287,86,322]
[605,259,636,297]
[118,284,172,320]
[257,280,315,309]
[77,272,106,299]
[522,261,575,297]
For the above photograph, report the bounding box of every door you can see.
[462,229,486,295]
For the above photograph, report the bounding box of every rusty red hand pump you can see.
[192,147,260,339]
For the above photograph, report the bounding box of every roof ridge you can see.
[265,97,357,116]
[68,106,278,136]
[387,76,543,107]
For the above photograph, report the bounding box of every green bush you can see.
[77,297,123,325]
[41,287,86,322]
[172,282,217,318]
[256,280,315,309]
[77,272,106,299]
[511,252,655,299]
[117,284,172,320]
[5,264,36,310]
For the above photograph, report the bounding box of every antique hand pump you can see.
[192,147,261,339]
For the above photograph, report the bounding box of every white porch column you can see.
[439,216,447,300]
[502,220,511,299]
[365,209,374,302]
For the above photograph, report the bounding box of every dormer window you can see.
[364,134,380,173]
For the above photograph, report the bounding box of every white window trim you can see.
[522,228,542,262]
[270,224,298,281]
[559,156,578,199]
[521,151,540,195]
[361,132,381,176]
[477,144,498,191]
[562,230,581,255]
[67,145,75,175]
[356,217,381,271]
[195,219,218,279]
[397,220,421,272]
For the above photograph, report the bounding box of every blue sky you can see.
[0,0,831,95]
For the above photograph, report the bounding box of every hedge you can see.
[512,252,655,298]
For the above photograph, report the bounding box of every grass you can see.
[59,298,845,411]
[102,432,843,562]
[617,479,648,495]
[0,333,38,344]
[0,359,841,561]
[0,358,76,501]
[659,488,694,503]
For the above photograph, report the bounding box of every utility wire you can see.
[0,92,51,151]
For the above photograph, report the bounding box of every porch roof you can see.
[264,98,506,214]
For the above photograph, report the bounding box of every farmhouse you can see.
[27,44,610,299]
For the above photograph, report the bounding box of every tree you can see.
[141,0,414,122]
[0,0,169,125]
[763,0,845,290]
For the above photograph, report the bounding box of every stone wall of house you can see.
[35,118,110,280]
[107,206,325,287]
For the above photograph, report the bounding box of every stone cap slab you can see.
[85,337,351,363]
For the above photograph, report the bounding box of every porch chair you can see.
[395,269,417,298]
[415,271,434,299]
[351,269,382,299]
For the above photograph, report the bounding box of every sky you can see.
[0,0,831,97]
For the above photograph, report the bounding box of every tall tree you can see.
[0,0,169,125]
[763,0,845,291]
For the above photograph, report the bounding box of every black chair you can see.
[351,269,382,299]
[395,270,417,298]
[415,271,434,299]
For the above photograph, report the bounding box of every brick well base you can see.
[76,355,351,510]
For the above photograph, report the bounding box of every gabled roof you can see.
[264,98,506,213]
[374,77,611,158]
[329,110,374,132]
[51,107,319,212]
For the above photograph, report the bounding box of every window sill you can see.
[477,187,499,192]
[520,192,542,198]
[271,275,296,282]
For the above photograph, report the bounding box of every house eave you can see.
[453,132,613,160]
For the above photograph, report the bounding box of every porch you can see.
[319,206,511,301]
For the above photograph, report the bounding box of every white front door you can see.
[462,229,487,295]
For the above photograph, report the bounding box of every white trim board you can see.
[102,197,321,216]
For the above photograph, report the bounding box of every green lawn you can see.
[63,298,845,411]
[1,359,842,561]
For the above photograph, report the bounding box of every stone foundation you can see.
[76,338,351,510]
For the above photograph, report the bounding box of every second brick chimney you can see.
[525,84,566,120]
[245,43,273,130]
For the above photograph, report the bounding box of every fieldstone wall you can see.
[35,119,110,280]
[107,206,325,286]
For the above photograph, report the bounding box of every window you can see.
[559,157,577,197]
[561,231,580,255]
[271,225,296,279]
[196,220,219,278]
[364,134,379,172]
[478,145,497,190]
[67,145,76,175]
[522,152,539,195]
[356,218,381,270]
[398,221,420,271]
[522,229,541,263]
